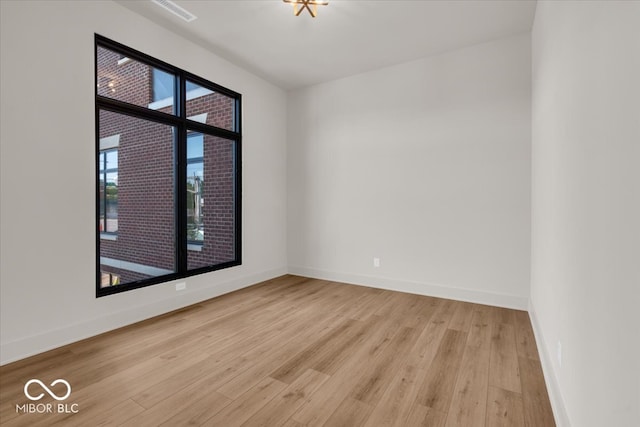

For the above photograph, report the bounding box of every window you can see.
[96,35,241,297]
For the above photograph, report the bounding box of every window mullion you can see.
[176,72,188,275]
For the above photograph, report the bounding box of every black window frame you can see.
[95,34,242,297]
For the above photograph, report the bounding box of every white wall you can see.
[0,0,288,365]
[531,2,640,426]
[288,34,532,309]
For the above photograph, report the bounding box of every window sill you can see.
[187,243,202,252]
[100,233,117,241]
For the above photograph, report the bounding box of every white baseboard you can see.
[528,300,571,427]
[0,267,287,366]
[288,266,529,310]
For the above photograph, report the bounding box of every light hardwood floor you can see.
[0,275,556,426]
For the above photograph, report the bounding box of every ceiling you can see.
[116,0,537,90]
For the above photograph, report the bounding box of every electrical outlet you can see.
[175,282,186,291]
[557,341,562,367]
[373,257,380,268]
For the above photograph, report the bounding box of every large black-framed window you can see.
[95,34,242,297]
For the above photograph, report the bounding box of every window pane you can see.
[98,109,176,286]
[152,68,174,102]
[97,46,176,114]
[105,172,118,232]
[187,161,204,243]
[187,133,203,159]
[99,178,105,232]
[186,80,199,92]
[185,80,236,131]
[187,133,204,242]
[187,134,236,270]
[105,150,118,169]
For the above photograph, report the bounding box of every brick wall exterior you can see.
[97,46,237,285]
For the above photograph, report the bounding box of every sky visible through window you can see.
[153,69,200,101]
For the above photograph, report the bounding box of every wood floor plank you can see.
[68,398,146,427]
[489,323,521,393]
[349,289,394,322]
[2,411,65,426]
[374,291,407,317]
[270,318,364,384]
[0,275,554,427]
[363,364,423,427]
[382,293,434,330]
[491,306,516,327]
[239,369,329,427]
[216,312,346,399]
[158,389,232,426]
[341,287,384,320]
[404,298,458,370]
[404,295,441,330]
[485,386,525,427]
[322,397,373,427]
[350,326,420,405]
[201,377,287,427]
[405,403,447,427]
[444,309,491,427]
[519,357,556,427]
[514,311,540,361]
[449,302,476,332]
[124,379,231,427]
[311,315,386,375]
[290,316,402,427]
[416,328,468,412]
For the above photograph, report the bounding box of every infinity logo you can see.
[24,379,72,401]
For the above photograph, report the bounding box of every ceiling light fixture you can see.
[283,0,328,18]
